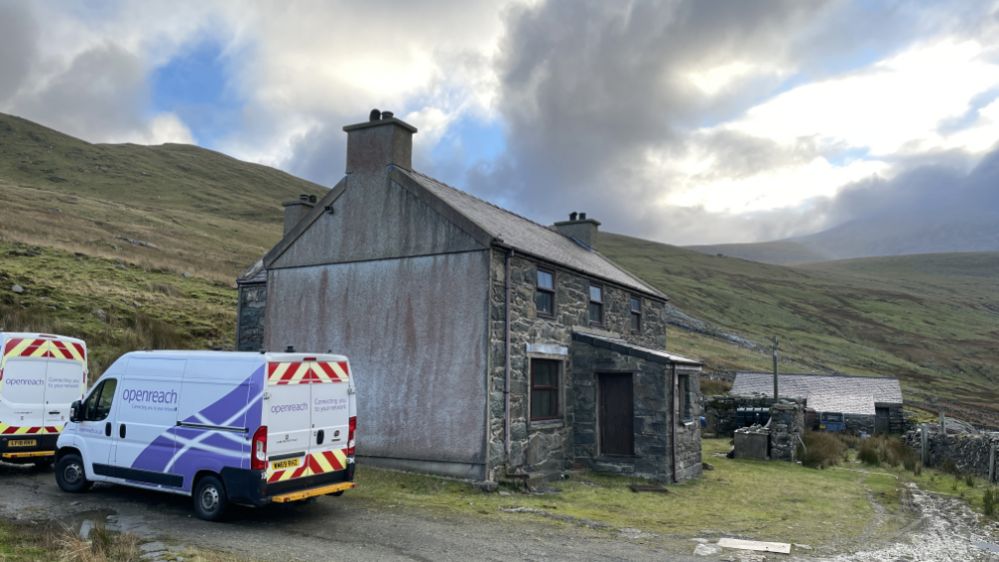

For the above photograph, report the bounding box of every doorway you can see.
[875,406,890,434]
[599,373,634,456]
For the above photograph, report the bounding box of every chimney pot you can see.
[282,195,317,236]
[343,109,418,173]
[553,212,601,250]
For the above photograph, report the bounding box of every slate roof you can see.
[572,331,702,367]
[731,372,903,406]
[806,394,876,416]
[402,169,665,299]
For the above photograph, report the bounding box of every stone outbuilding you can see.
[731,372,904,434]
[237,110,703,483]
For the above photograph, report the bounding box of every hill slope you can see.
[599,233,999,427]
[0,112,327,281]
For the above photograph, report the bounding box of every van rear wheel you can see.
[55,453,92,493]
[193,475,228,521]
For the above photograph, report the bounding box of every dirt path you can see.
[0,463,700,562]
[813,482,999,562]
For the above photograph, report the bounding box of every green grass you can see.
[0,112,326,282]
[0,239,235,378]
[353,439,903,546]
[599,233,999,428]
[0,521,51,561]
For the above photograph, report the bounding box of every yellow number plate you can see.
[272,458,300,470]
[8,439,37,448]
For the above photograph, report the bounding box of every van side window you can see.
[82,379,117,421]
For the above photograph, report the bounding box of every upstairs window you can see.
[530,359,560,420]
[588,284,603,325]
[629,296,642,333]
[535,268,555,316]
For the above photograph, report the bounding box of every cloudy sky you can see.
[2,0,997,245]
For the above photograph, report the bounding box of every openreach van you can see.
[55,351,357,521]
[0,333,88,466]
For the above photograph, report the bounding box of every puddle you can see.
[974,540,999,554]
[65,509,118,539]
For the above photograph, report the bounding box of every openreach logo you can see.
[271,402,308,414]
[122,388,178,404]
[5,378,44,386]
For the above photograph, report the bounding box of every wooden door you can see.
[875,406,890,434]
[599,374,634,456]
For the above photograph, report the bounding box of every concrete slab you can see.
[718,537,791,554]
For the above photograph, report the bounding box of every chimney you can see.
[343,109,418,174]
[553,212,601,249]
[282,194,316,236]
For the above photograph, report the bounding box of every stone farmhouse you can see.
[237,110,703,483]
[731,372,904,434]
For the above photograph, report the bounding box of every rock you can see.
[694,543,722,556]
[702,462,715,471]
[691,538,709,544]
[10,284,24,294]
[93,309,108,322]
[794,543,813,550]
[139,541,168,554]
[181,272,192,279]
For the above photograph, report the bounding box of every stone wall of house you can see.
[905,426,999,480]
[485,249,673,481]
[236,282,267,352]
[703,395,777,437]
[844,414,875,435]
[769,401,805,461]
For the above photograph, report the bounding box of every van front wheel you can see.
[193,475,228,521]
[55,454,92,493]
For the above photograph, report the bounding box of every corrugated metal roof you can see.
[402,169,666,299]
[807,394,876,416]
[731,372,903,405]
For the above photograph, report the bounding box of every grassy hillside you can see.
[686,239,829,265]
[0,239,235,378]
[0,113,326,282]
[599,233,999,428]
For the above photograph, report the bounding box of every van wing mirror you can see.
[70,400,82,422]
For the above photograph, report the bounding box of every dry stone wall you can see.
[905,426,999,480]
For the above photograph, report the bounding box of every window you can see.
[629,296,642,332]
[535,268,555,316]
[530,359,560,420]
[678,374,692,422]
[82,378,117,421]
[588,284,603,325]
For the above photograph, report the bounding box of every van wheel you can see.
[193,475,228,521]
[55,454,92,493]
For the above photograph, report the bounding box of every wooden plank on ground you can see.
[718,538,791,554]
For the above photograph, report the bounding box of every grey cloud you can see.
[14,43,149,142]
[457,0,829,243]
[0,2,38,103]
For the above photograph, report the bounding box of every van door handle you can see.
[119,424,126,439]
[104,422,111,437]
[48,411,59,415]
[316,430,325,445]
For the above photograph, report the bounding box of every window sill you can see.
[529,418,564,430]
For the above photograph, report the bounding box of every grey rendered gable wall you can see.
[270,171,487,269]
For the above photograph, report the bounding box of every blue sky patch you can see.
[150,38,241,146]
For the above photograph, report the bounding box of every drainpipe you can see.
[671,362,678,483]
[504,248,513,467]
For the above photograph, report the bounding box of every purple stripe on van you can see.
[130,368,265,490]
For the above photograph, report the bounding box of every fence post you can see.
[990,442,996,484]
[920,424,929,467]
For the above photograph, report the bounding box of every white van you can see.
[55,351,357,520]
[0,333,87,466]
